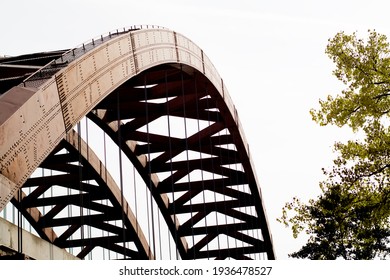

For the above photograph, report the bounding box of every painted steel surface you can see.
[0,27,274,259]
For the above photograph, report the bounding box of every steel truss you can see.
[0,26,275,260]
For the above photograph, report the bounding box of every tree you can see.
[279,30,390,259]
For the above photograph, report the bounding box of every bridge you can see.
[0,25,275,260]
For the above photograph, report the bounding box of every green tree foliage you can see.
[279,30,390,259]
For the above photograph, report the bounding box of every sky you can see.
[1,0,390,259]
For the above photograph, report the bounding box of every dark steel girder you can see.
[12,130,153,260]
[1,27,274,260]
[86,65,273,259]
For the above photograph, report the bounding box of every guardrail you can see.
[22,25,167,88]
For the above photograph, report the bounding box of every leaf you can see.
[279,30,390,259]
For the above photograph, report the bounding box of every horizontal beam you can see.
[0,217,79,260]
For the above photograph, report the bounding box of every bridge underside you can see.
[0,26,275,260]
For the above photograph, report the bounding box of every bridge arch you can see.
[0,26,274,259]
[12,129,152,259]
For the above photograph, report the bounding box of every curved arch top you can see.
[0,26,275,259]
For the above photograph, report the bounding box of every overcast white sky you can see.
[2,0,389,259]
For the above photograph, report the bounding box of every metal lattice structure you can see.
[0,26,275,260]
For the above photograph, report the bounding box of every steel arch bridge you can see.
[0,26,275,260]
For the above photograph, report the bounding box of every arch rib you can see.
[0,27,275,259]
[12,129,153,259]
